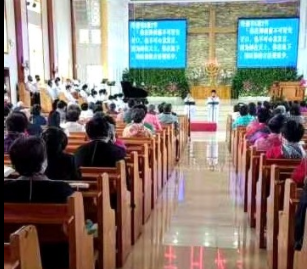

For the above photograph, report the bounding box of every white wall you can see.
[4,0,18,103]
[107,0,129,92]
[298,0,307,78]
[53,0,73,78]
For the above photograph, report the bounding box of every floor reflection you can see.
[122,138,268,269]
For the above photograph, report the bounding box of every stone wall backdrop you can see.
[129,2,299,72]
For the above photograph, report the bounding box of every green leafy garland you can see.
[231,67,303,98]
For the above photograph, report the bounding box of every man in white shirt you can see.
[207,90,220,123]
[62,85,77,103]
[46,80,59,101]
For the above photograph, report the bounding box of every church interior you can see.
[3,0,307,269]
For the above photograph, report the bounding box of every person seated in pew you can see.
[158,102,166,114]
[289,104,305,125]
[32,104,47,127]
[246,108,271,143]
[80,102,94,121]
[134,104,155,133]
[144,104,162,132]
[4,136,75,269]
[4,136,75,202]
[266,120,306,159]
[295,180,307,251]
[107,103,119,116]
[158,103,179,133]
[62,108,85,134]
[292,158,307,185]
[232,104,255,130]
[75,116,126,168]
[255,114,285,151]
[102,114,127,150]
[300,101,307,113]
[4,112,28,153]
[123,99,136,123]
[42,127,81,181]
[123,108,154,138]
[48,100,67,128]
[273,105,287,116]
[248,102,257,118]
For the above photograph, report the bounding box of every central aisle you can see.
[123,133,268,269]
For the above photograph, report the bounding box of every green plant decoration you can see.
[122,69,190,99]
[231,68,303,99]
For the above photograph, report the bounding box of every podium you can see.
[270,81,305,101]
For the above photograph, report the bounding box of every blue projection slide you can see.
[129,20,187,69]
[237,18,299,68]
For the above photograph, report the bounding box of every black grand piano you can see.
[121,81,148,99]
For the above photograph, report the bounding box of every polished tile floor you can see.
[123,133,268,269]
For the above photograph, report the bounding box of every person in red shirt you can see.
[292,158,307,185]
[266,120,305,159]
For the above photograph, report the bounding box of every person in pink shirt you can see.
[144,104,162,132]
[255,114,285,151]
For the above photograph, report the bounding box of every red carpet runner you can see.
[190,122,217,132]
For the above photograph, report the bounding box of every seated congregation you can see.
[229,100,307,269]
[4,96,188,269]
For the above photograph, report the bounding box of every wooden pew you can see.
[80,161,132,268]
[121,137,158,209]
[4,192,95,269]
[226,114,233,153]
[157,129,168,188]
[239,136,251,212]
[294,209,307,269]
[267,165,296,269]
[76,174,116,269]
[232,126,246,172]
[125,152,143,244]
[3,167,116,269]
[125,144,152,223]
[256,155,301,249]
[247,146,264,228]
[4,226,42,269]
[278,179,303,269]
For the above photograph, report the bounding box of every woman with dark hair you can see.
[289,104,305,124]
[255,114,285,151]
[4,136,74,202]
[42,127,80,181]
[4,136,75,268]
[232,104,255,129]
[107,103,118,116]
[123,108,153,138]
[266,120,306,159]
[75,116,126,168]
[246,108,271,143]
[48,100,67,128]
[248,102,257,117]
[32,104,47,126]
[4,112,28,153]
